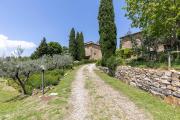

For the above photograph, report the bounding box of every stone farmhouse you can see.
[120,31,165,52]
[84,41,102,60]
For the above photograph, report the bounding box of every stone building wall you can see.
[85,43,102,60]
[99,66,180,105]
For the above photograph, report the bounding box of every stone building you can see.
[84,41,102,60]
[120,31,165,52]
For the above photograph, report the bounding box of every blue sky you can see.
[0,0,139,56]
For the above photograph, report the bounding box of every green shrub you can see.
[106,56,119,76]
[118,57,125,65]
[27,69,64,94]
[96,60,102,66]
[73,59,96,66]
[158,52,167,63]
[116,48,133,59]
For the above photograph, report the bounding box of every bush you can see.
[116,48,133,59]
[106,56,119,76]
[96,60,102,66]
[118,57,125,65]
[158,52,167,63]
[73,59,96,66]
[27,69,64,94]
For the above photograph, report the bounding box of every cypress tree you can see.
[69,28,76,60]
[98,0,117,66]
[79,32,85,60]
[31,37,48,59]
[75,32,80,60]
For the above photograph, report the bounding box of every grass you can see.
[0,66,79,120]
[127,59,180,71]
[95,70,180,120]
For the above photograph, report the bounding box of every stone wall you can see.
[115,66,180,105]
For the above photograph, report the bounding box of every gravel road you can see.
[65,64,152,120]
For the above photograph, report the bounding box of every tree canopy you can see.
[98,0,117,66]
[48,42,62,56]
[31,38,63,59]
[68,28,85,61]
[125,0,180,50]
[31,37,48,59]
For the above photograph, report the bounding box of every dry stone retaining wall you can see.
[115,66,180,105]
[99,66,180,105]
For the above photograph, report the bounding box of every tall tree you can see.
[48,42,62,56]
[98,0,117,66]
[69,28,76,60]
[79,32,85,59]
[75,32,80,60]
[31,37,48,59]
[125,0,180,51]
[62,46,69,54]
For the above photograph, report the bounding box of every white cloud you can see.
[0,34,36,49]
[0,34,36,57]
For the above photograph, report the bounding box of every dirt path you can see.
[65,64,152,120]
[64,65,89,120]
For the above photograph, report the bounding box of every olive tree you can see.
[0,54,73,95]
[52,54,73,69]
[0,58,40,95]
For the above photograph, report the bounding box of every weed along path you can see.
[65,64,152,120]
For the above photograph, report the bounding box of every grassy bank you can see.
[0,66,78,120]
[95,70,180,120]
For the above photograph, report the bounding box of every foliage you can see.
[0,54,73,95]
[116,48,133,59]
[0,67,78,119]
[73,59,96,66]
[0,58,40,95]
[27,69,64,94]
[62,46,69,54]
[69,28,76,60]
[69,28,85,61]
[106,56,119,76]
[125,0,180,51]
[96,59,102,66]
[126,53,180,70]
[48,42,62,56]
[52,54,73,69]
[75,32,80,60]
[98,0,117,66]
[31,38,49,59]
[11,46,24,58]
[79,32,85,59]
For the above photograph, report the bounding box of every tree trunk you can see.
[15,73,27,95]
[21,84,27,95]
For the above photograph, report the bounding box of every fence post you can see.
[168,51,171,70]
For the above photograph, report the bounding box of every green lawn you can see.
[95,70,180,120]
[0,67,78,120]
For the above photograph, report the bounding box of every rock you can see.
[172,81,180,87]
[167,85,177,91]
[164,71,172,77]
[173,92,180,98]
[114,65,180,105]
[130,82,136,87]
[161,80,170,85]
[162,89,172,96]
[49,93,58,96]
[152,82,160,88]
